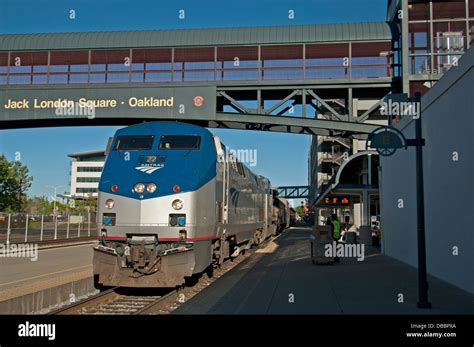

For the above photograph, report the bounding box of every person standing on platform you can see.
[331,214,341,263]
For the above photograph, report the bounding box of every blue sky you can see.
[0,0,387,199]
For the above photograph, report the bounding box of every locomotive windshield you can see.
[159,135,201,150]
[114,135,154,150]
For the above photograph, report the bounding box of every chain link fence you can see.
[0,212,97,244]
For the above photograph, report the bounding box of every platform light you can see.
[146,183,157,193]
[105,199,115,209]
[134,183,145,193]
[172,199,183,210]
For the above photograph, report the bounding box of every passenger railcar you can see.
[93,121,278,288]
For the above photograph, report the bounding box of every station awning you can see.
[315,151,379,207]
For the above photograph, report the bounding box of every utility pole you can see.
[413,93,431,309]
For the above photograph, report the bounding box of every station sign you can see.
[323,195,351,206]
[0,85,216,121]
[367,126,407,157]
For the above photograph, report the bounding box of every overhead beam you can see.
[357,97,384,122]
[218,91,252,113]
[276,185,310,199]
[264,90,300,115]
[215,112,380,134]
[307,90,347,121]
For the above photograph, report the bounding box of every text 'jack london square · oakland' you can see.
[3,96,175,109]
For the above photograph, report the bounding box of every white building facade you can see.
[68,150,106,198]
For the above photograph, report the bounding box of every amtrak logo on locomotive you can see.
[135,155,165,174]
[135,166,163,174]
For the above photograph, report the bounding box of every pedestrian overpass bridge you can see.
[0,22,399,136]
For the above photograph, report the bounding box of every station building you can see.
[308,0,473,293]
[309,0,474,234]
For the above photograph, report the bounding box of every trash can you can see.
[345,231,357,244]
[310,225,334,265]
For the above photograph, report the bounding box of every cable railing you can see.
[0,212,97,244]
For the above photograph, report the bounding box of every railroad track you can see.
[51,234,279,315]
[50,287,177,315]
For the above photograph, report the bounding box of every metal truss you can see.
[276,186,310,199]
[216,80,394,136]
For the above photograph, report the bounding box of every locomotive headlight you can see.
[105,199,115,209]
[133,183,145,193]
[146,183,157,193]
[172,199,183,210]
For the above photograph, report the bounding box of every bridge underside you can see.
[0,79,394,136]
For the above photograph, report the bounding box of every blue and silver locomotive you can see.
[94,121,286,288]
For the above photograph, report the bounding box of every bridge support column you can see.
[359,189,372,245]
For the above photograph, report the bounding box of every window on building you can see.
[91,50,130,83]
[351,42,392,78]
[173,47,215,82]
[132,48,172,83]
[77,167,103,172]
[433,21,467,54]
[408,2,430,21]
[76,188,98,193]
[76,156,105,162]
[432,0,466,20]
[217,46,259,81]
[261,45,304,80]
[77,177,100,183]
[0,53,8,85]
[409,23,430,54]
[411,55,432,74]
[50,51,89,84]
[305,43,349,79]
[9,51,48,85]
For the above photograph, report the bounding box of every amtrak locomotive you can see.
[94,121,290,288]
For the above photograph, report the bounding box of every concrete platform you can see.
[0,243,96,312]
[174,227,474,314]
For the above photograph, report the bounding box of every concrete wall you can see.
[380,48,474,294]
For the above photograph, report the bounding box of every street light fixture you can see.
[46,185,65,217]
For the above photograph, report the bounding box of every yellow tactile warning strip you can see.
[0,267,93,302]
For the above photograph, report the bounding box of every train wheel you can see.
[93,274,103,290]
[205,266,214,279]
[184,275,199,287]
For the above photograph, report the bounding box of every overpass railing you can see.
[0,41,393,85]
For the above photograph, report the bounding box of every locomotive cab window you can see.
[114,135,154,150]
[159,135,201,150]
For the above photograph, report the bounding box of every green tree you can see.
[295,205,305,218]
[0,154,33,212]
[25,196,52,214]
[73,195,97,214]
